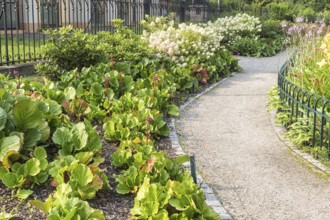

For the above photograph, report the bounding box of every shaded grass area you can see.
[0,36,45,65]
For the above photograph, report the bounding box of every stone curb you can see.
[269,110,330,175]
[168,74,238,220]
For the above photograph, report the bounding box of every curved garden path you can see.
[175,51,330,220]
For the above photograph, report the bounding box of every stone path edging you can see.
[269,110,330,176]
[168,74,238,220]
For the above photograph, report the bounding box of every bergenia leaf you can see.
[12,99,43,130]
[1,172,19,188]
[29,196,53,214]
[16,189,33,200]
[34,147,47,160]
[37,121,50,143]
[2,150,20,170]
[64,87,76,100]
[167,104,179,117]
[0,135,22,162]
[24,158,41,176]
[52,127,71,147]
[71,123,88,151]
[71,164,93,186]
[23,128,41,151]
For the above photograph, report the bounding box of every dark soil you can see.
[0,132,174,220]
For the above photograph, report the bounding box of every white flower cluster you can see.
[210,13,262,43]
[143,23,223,66]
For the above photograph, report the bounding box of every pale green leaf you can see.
[16,189,33,200]
[0,136,21,162]
[29,196,53,214]
[74,152,94,164]
[64,87,76,100]
[71,164,93,186]
[48,100,62,116]
[24,158,41,176]
[13,99,43,130]
[71,122,88,151]
[167,104,179,117]
[52,127,71,146]
[2,172,19,188]
[34,147,47,160]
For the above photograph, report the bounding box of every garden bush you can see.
[260,19,283,39]
[210,13,262,44]
[141,16,238,82]
[267,2,297,21]
[97,20,152,64]
[322,10,330,24]
[300,7,317,23]
[229,36,285,57]
[35,26,108,80]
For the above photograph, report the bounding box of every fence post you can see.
[190,154,197,184]
[2,1,9,65]
[144,0,150,18]
[179,0,185,23]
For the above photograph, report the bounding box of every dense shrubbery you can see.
[35,26,108,80]
[141,15,238,82]
[1,17,241,219]
[209,13,285,57]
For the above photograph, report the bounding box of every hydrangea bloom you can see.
[142,22,223,66]
[209,13,262,43]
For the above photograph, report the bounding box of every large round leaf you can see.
[23,128,42,151]
[24,158,41,176]
[13,99,43,130]
[71,164,93,186]
[0,135,22,162]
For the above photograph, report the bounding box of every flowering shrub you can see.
[142,21,222,68]
[141,16,239,84]
[210,13,262,44]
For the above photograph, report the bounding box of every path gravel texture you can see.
[175,51,330,220]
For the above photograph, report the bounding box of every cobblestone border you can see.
[168,74,238,220]
[269,110,330,175]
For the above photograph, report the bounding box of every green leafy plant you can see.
[0,147,49,190]
[131,175,219,219]
[48,155,109,200]
[52,120,102,156]
[30,183,105,220]
[36,26,108,80]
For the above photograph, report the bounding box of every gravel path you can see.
[175,51,330,220]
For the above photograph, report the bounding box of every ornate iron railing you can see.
[278,57,330,154]
[0,0,268,66]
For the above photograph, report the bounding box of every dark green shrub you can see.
[229,37,260,57]
[301,7,317,22]
[268,2,297,21]
[260,19,283,38]
[36,26,107,80]
[229,36,285,57]
[97,20,151,64]
[323,10,330,24]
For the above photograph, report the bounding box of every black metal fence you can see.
[278,59,330,155]
[0,0,268,66]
